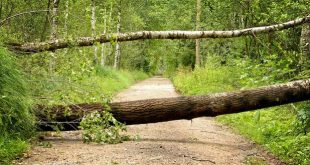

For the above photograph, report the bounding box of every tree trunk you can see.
[100,8,107,66]
[114,2,121,69]
[195,0,201,68]
[50,0,60,40]
[37,78,310,130]
[8,15,310,53]
[49,0,59,76]
[300,22,310,69]
[40,0,51,41]
[91,0,98,64]
[0,1,3,20]
[64,0,69,37]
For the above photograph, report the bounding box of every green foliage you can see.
[0,136,29,165]
[237,51,302,87]
[0,48,35,163]
[245,156,267,165]
[27,63,148,105]
[79,109,128,144]
[294,103,310,135]
[1,0,309,163]
[217,106,310,165]
[173,55,241,95]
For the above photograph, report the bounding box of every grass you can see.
[217,106,310,165]
[0,136,30,164]
[173,56,310,165]
[173,65,240,95]
[0,48,35,164]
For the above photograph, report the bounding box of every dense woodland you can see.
[0,0,309,164]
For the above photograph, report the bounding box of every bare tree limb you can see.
[7,14,310,53]
[0,10,50,26]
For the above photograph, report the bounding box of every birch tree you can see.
[50,0,60,40]
[195,0,201,68]
[49,0,60,75]
[64,0,69,38]
[113,1,121,69]
[91,0,98,63]
[8,15,310,53]
[100,8,107,66]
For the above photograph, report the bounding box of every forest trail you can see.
[19,76,284,165]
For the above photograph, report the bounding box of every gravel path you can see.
[18,76,284,165]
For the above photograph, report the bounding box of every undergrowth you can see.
[31,65,148,142]
[0,48,35,164]
[173,55,310,165]
[18,49,149,106]
[0,48,148,163]
[29,65,148,105]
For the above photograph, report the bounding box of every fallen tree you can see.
[9,14,310,53]
[37,78,310,130]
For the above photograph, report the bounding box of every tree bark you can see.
[64,0,69,37]
[91,0,98,63]
[114,1,121,69]
[37,78,310,130]
[100,8,107,66]
[50,0,60,40]
[195,0,201,68]
[300,22,310,69]
[8,15,310,53]
[0,1,3,20]
[41,0,51,41]
[48,0,59,76]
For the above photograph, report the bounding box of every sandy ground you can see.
[18,76,285,165]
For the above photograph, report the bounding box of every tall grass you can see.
[0,48,35,164]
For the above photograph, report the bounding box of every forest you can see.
[0,0,309,164]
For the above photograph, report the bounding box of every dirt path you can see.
[19,76,284,165]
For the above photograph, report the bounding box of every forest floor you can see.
[18,76,285,165]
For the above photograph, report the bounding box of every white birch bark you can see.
[101,8,107,66]
[114,3,121,69]
[64,0,69,37]
[195,0,201,68]
[91,0,98,63]
[50,0,60,40]
[9,15,310,53]
[49,0,60,76]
